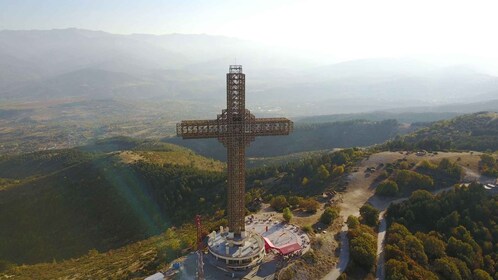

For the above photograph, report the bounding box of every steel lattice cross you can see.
[177,65,293,237]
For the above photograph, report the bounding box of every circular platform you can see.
[207,231,266,270]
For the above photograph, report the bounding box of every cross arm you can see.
[251,118,293,136]
[176,119,219,139]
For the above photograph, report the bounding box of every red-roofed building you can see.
[276,242,301,255]
[263,237,301,255]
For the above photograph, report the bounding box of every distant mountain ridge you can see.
[2,29,498,116]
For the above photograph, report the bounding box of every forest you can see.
[0,140,227,264]
[385,184,497,280]
[383,112,498,152]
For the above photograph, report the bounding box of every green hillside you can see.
[384,112,498,152]
[0,138,226,265]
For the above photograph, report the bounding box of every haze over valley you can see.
[2,28,498,155]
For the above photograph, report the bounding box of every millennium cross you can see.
[177,65,293,238]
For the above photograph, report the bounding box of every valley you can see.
[1,112,497,279]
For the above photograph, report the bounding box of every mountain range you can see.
[1,28,498,116]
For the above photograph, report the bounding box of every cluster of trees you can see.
[340,206,380,280]
[479,154,498,177]
[269,195,320,214]
[417,158,465,188]
[376,158,465,197]
[385,185,497,279]
[382,112,498,152]
[348,224,377,271]
[248,148,363,196]
[376,169,434,197]
[340,204,380,279]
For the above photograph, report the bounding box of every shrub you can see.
[302,225,313,234]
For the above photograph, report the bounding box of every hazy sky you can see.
[2,0,498,61]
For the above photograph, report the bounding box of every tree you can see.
[320,207,339,225]
[270,195,289,212]
[421,235,447,260]
[473,269,493,280]
[385,259,409,280]
[282,207,292,223]
[376,180,399,196]
[447,237,476,269]
[405,235,428,266]
[288,196,301,208]
[301,177,309,186]
[337,273,347,280]
[318,164,330,180]
[332,165,345,177]
[433,257,463,280]
[350,229,377,270]
[395,170,434,192]
[360,203,380,227]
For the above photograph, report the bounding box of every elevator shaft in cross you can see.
[177,65,293,237]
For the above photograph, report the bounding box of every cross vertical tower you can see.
[177,65,293,238]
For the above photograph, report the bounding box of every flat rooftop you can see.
[209,233,264,259]
[245,215,311,254]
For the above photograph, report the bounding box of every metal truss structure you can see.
[177,65,293,237]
